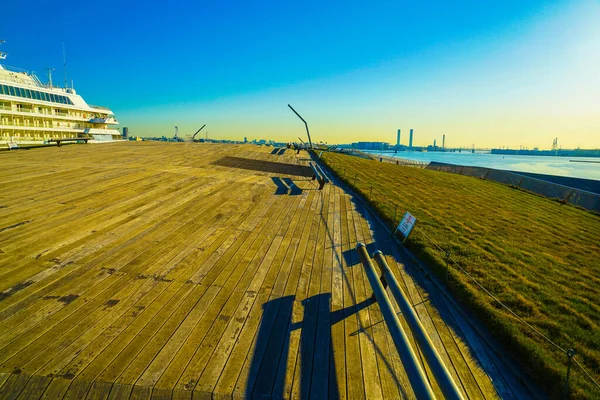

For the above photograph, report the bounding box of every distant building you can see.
[122,127,128,138]
[352,141,390,150]
[409,129,414,149]
[442,134,446,149]
[396,129,401,146]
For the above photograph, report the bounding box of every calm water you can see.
[362,150,600,181]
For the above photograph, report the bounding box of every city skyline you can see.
[2,0,599,149]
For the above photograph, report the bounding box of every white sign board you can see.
[397,212,417,238]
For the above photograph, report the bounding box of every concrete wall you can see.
[426,162,600,214]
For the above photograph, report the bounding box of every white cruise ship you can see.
[0,41,123,147]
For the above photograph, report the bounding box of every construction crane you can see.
[192,125,206,141]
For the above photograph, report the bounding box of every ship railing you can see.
[88,105,112,112]
[0,64,29,74]
[0,104,89,119]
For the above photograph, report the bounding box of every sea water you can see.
[362,150,600,181]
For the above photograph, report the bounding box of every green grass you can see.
[320,152,600,399]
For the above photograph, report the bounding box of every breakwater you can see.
[491,148,600,157]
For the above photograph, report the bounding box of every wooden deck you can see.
[0,142,513,399]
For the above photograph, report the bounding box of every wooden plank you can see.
[0,373,10,390]
[0,373,29,400]
[35,279,161,378]
[287,189,322,399]
[309,183,337,399]
[0,178,230,319]
[239,192,311,399]
[152,192,296,394]
[131,233,252,388]
[329,186,348,400]
[81,381,112,400]
[92,283,195,383]
[14,374,52,400]
[343,189,367,400]
[0,177,241,339]
[0,273,127,366]
[106,383,133,400]
[39,377,71,399]
[186,194,304,397]
[194,192,316,398]
[271,191,319,400]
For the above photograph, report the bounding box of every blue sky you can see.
[2,0,599,148]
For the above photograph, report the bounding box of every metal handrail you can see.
[356,243,436,399]
[372,250,465,400]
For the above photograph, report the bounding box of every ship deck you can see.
[0,142,526,399]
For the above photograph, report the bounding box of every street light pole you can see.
[287,104,313,149]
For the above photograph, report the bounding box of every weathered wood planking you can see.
[0,142,500,399]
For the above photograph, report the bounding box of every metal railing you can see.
[372,250,464,400]
[356,243,437,399]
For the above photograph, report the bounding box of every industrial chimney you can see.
[409,129,413,149]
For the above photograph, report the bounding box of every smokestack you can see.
[409,129,413,149]
[443,134,445,149]
[434,139,437,148]
[396,129,401,146]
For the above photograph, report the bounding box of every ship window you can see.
[8,86,15,96]
[25,89,32,99]
[49,94,55,102]
[34,91,41,100]
[43,93,49,102]
[60,96,66,104]
[66,97,73,105]
[0,85,5,95]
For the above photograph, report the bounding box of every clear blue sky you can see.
[2,0,599,148]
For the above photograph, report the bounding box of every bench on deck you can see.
[309,161,330,190]
[49,138,90,147]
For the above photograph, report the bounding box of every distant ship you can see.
[0,40,123,146]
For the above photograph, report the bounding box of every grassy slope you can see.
[321,152,600,399]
